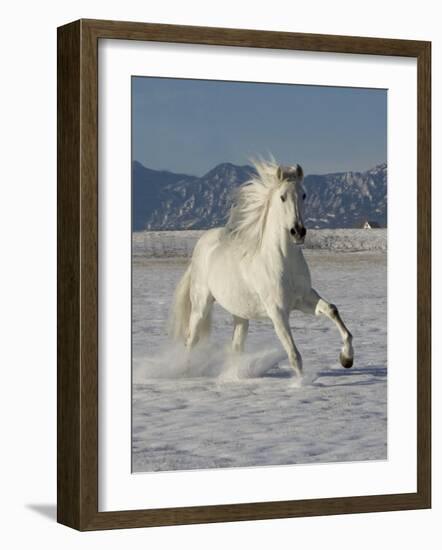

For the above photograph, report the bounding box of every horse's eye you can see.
[302,193,306,200]
[280,195,286,202]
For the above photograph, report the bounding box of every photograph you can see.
[131,76,388,473]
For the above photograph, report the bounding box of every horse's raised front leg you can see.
[300,289,354,368]
[266,306,303,379]
[232,315,249,352]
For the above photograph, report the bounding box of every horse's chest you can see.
[281,259,312,304]
[285,269,310,294]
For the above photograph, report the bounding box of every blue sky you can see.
[132,76,387,176]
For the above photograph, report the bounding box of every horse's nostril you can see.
[290,228,296,236]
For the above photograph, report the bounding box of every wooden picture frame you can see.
[57,18,431,531]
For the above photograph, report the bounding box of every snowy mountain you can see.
[303,163,387,229]
[132,161,387,230]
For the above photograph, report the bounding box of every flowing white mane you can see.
[225,159,280,251]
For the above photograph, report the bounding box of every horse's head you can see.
[274,164,307,244]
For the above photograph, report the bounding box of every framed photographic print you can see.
[57,19,431,530]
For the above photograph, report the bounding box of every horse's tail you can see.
[170,264,193,343]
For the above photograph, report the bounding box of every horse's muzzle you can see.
[290,224,307,243]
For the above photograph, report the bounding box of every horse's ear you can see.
[277,164,303,181]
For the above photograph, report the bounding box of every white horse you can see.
[170,159,354,382]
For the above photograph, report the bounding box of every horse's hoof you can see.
[291,376,303,388]
[340,352,353,369]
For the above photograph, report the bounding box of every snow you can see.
[132,231,387,472]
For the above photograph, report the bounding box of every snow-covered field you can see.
[132,230,387,472]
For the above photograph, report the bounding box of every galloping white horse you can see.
[171,159,354,381]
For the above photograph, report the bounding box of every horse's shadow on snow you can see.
[311,365,387,387]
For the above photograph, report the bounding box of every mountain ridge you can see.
[132,161,387,231]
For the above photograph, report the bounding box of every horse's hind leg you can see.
[231,316,249,352]
[300,289,354,368]
[186,289,213,350]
